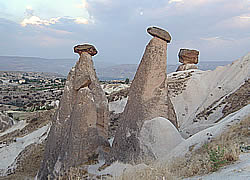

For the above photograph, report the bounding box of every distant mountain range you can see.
[0,56,233,80]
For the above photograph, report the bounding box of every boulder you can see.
[74,44,98,56]
[38,45,109,179]
[147,27,171,43]
[176,64,198,71]
[111,30,177,163]
[179,49,199,64]
[139,117,184,159]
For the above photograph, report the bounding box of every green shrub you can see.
[205,144,228,171]
[125,78,129,84]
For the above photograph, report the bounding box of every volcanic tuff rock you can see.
[74,44,98,56]
[178,49,199,64]
[0,112,14,133]
[176,49,199,72]
[139,117,184,159]
[111,31,177,163]
[147,26,171,43]
[38,45,109,179]
[176,64,198,71]
[169,52,250,138]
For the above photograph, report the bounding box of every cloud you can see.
[39,26,72,35]
[20,4,91,27]
[1,0,250,63]
[239,16,250,19]
[75,0,88,9]
[35,35,74,47]
[169,0,224,5]
[20,16,90,27]
[0,18,78,58]
[25,6,34,16]
[200,36,221,41]
[215,13,250,30]
[74,17,89,24]
[16,0,93,27]
[169,0,183,4]
[20,16,61,27]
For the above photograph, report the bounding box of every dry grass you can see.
[112,165,175,180]
[0,143,45,180]
[55,167,112,180]
[14,143,45,177]
[168,116,250,178]
[54,160,176,180]
[0,174,34,180]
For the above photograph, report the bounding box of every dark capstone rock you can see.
[147,26,171,43]
[74,44,98,56]
[178,49,199,64]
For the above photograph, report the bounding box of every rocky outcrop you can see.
[147,26,171,43]
[38,44,109,179]
[111,27,177,163]
[169,52,250,138]
[179,49,199,64]
[74,44,98,56]
[176,64,198,71]
[177,49,199,71]
[139,117,184,159]
[0,112,14,133]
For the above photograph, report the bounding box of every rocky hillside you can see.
[168,52,249,138]
[0,110,53,178]
[0,26,249,179]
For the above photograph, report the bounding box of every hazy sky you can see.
[0,0,249,64]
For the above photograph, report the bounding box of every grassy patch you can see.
[168,116,249,178]
[113,165,175,180]
[205,145,228,171]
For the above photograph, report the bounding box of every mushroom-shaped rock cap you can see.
[178,49,199,64]
[74,44,98,56]
[147,26,171,43]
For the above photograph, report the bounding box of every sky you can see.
[0,0,249,64]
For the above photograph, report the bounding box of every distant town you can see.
[0,71,130,114]
[0,71,66,112]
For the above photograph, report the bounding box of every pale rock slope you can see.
[164,104,250,161]
[109,97,128,114]
[186,153,250,180]
[0,112,15,133]
[0,122,50,176]
[102,83,130,114]
[0,120,27,137]
[102,84,130,95]
[168,53,250,137]
[139,117,184,159]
